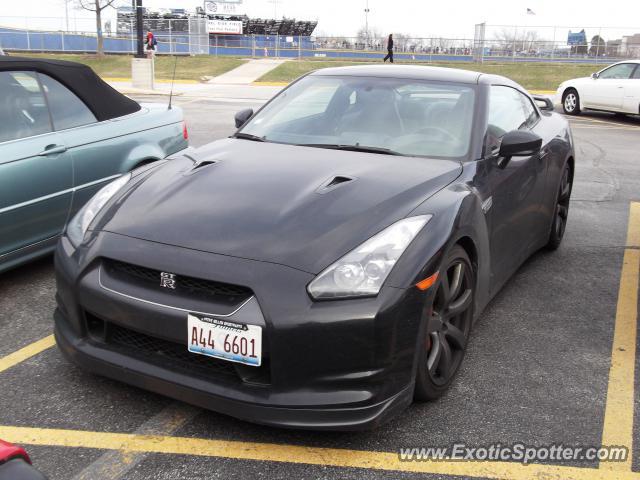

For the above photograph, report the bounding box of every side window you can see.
[0,71,53,143]
[486,86,528,153]
[39,74,97,130]
[520,93,540,128]
[631,66,640,79]
[598,63,636,80]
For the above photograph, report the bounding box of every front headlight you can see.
[307,215,432,299]
[67,173,131,247]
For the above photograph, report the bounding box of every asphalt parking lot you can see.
[1,92,639,480]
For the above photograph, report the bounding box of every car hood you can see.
[100,139,461,273]
[560,76,591,87]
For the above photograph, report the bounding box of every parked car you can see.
[54,65,574,430]
[0,440,46,479]
[557,60,640,115]
[0,56,188,273]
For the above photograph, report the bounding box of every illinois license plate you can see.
[187,313,262,366]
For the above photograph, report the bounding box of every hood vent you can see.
[316,175,356,194]
[183,159,218,176]
[193,159,217,170]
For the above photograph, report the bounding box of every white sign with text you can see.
[207,19,243,34]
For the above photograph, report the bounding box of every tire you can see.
[414,245,474,401]
[562,89,581,115]
[546,162,572,250]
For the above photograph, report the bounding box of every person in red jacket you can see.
[145,30,157,57]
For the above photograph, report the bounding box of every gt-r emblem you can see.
[160,272,176,289]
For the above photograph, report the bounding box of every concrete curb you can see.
[113,86,184,96]
[250,82,556,95]
[252,81,289,86]
[103,77,200,84]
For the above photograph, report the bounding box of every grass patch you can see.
[258,59,600,90]
[18,53,245,81]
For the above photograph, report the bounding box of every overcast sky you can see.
[2,0,639,40]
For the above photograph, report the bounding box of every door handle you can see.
[37,144,67,156]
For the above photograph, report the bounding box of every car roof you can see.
[309,64,524,89]
[0,55,140,121]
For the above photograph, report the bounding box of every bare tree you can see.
[356,25,382,49]
[589,35,606,57]
[393,33,411,52]
[493,28,540,54]
[76,0,118,56]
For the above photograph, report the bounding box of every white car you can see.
[556,60,640,115]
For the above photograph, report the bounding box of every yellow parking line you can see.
[627,202,640,248]
[599,202,640,472]
[0,335,55,374]
[0,425,638,480]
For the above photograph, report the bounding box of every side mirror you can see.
[591,72,599,79]
[234,108,254,129]
[532,95,554,111]
[497,130,542,168]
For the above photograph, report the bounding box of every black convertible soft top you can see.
[0,56,141,121]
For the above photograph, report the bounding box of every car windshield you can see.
[239,75,476,159]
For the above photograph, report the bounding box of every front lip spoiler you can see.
[54,309,413,431]
[97,266,255,318]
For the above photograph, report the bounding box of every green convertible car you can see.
[0,56,189,272]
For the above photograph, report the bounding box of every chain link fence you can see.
[1,17,639,64]
[474,23,640,64]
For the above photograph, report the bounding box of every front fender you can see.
[386,182,491,322]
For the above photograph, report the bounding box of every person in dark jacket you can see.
[383,34,394,63]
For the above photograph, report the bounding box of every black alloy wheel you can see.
[546,162,572,250]
[415,245,474,401]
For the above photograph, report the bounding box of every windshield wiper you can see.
[232,132,266,142]
[299,144,403,155]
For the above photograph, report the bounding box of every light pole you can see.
[364,0,370,47]
[64,0,70,32]
[135,0,144,58]
[268,0,283,19]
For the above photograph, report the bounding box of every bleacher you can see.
[116,8,317,37]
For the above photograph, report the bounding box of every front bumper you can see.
[54,232,429,430]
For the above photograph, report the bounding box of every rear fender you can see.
[122,143,166,171]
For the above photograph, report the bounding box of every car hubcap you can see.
[426,261,473,386]
[555,166,571,239]
[564,93,576,112]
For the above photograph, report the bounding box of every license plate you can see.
[187,313,262,366]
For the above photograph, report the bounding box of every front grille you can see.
[108,322,240,381]
[84,312,271,386]
[103,259,253,306]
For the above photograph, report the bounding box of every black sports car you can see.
[54,65,574,430]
